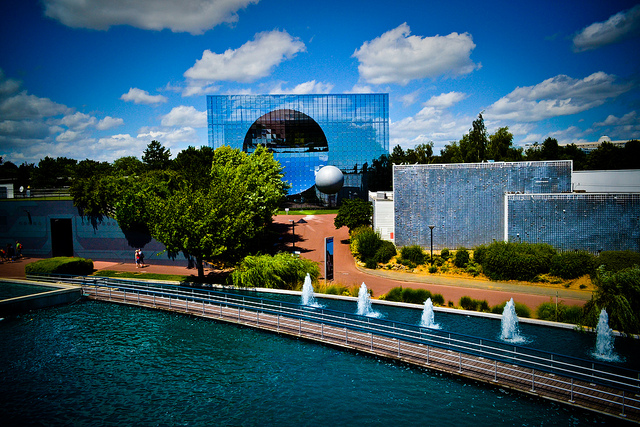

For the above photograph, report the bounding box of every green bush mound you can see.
[25,257,94,276]
[374,240,397,264]
[453,247,470,268]
[383,286,444,306]
[490,300,531,318]
[549,250,595,279]
[230,252,319,290]
[459,296,490,312]
[480,241,556,282]
[399,245,426,266]
[349,226,393,269]
[536,302,584,324]
[595,250,640,273]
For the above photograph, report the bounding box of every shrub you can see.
[473,244,487,265]
[25,257,94,276]
[382,286,444,306]
[428,265,438,273]
[465,262,482,277]
[354,228,383,262]
[434,256,445,267]
[374,240,397,264]
[440,248,450,260]
[459,296,489,312]
[365,258,377,269]
[400,245,426,265]
[550,251,595,279]
[595,250,640,273]
[453,247,470,268]
[231,252,319,289]
[491,301,531,318]
[481,241,556,281]
[348,225,372,255]
[536,301,584,324]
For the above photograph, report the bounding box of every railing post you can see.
[621,391,625,417]
[398,339,400,357]
[459,353,462,372]
[531,369,535,392]
[345,328,348,344]
[257,312,259,326]
[299,319,301,335]
[427,345,430,365]
[321,323,324,340]
[238,307,241,322]
[370,333,373,350]
[277,315,280,332]
[569,378,574,402]
[494,360,498,382]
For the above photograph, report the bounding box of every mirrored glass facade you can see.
[208,94,389,194]
[393,161,572,249]
[507,193,640,252]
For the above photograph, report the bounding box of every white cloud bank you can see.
[183,30,305,95]
[353,23,480,85]
[42,0,259,35]
[120,88,168,105]
[573,5,640,52]
[486,72,632,122]
[160,106,207,127]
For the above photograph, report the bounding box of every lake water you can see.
[0,301,616,426]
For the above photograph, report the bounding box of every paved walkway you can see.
[0,214,592,310]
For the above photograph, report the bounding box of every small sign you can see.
[325,236,334,281]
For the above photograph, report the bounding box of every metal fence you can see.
[27,274,640,420]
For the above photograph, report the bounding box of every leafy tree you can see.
[32,156,77,188]
[334,198,373,233]
[458,113,488,163]
[142,140,172,170]
[139,145,288,277]
[73,159,112,179]
[113,156,145,177]
[487,127,523,161]
[171,146,216,189]
[389,144,406,164]
[583,266,640,334]
[367,154,392,191]
[405,142,434,164]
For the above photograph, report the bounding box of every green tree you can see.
[459,113,488,163]
[113,156,145,177]
[139,145,288,278]
[142,140,172,170]
[487,127,522,161]
[389,144,407,164]
[583,266,640,334]
[439,140,463,163]
[367,154,392,191]
[405,142,434,164]
[334,199,373,233]
[32,156,77,188]
[171,146,216,189]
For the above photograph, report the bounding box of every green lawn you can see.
[93,270,189,282]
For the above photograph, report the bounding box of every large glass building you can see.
[207,94,389,194]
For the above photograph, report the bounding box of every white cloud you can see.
[269,80,333,94]
[0,91,70,120]
[424,92,468,109]
[485,72,632,122]
[400,90,422,108]
[573,5,640,52]
[390,106,472,152]
[594,111,637,127]
[183,30,305,94]
[60,112,96,131]
[347,84,374,94]
[97,116,124,130]
[353,23,480,85]
[161,105,207,127]
[42,0,259,35]
[120,88,168,105]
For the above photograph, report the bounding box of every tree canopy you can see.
[334,198,373,233]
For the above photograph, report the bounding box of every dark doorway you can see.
[51,218,74,257]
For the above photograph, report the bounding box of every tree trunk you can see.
[196,256,205,279]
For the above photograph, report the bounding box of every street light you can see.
[428,225,435,263]
[290,219,295,251]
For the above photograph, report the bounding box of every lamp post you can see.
[290,219,295,251]
[428,225,435,263]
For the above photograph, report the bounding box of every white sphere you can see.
[315,165,344,194]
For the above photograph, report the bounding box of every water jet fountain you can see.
[500,298,527,343]
[593,308,622,362]
[420,298,440,329]
[357,283,382,318]
[301,274,324,308]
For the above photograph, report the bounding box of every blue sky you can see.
[1,0,639,165]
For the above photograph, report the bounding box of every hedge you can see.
[25,257,94,276]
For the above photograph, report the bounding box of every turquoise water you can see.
[0,281,56,300]
[0,301,615,426]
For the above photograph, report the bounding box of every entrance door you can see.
[51,218,73,257]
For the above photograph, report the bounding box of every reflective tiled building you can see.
[507,193,640,252]
[208,94,389,194]
[393,161,573,249]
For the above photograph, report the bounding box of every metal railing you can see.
[27,273,640,420]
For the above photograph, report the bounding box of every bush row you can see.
[382,286,444,306]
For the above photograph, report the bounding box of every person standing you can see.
[135,249,141,268]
